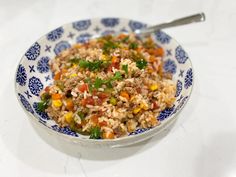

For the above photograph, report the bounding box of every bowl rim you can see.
[14,17,194,144]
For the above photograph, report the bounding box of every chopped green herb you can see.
[37,101,49,112]
[103,41,118,54]
[122,36,129,43]
[40,93,51,102]
[79,60,90,68]
[94,78,103,89]
[90,126,101,139]
[70,58,81,64]
[112,71,122,80]
[122,64,128,75]
[136,59,147,70]
[129,42,138,49]
[77,111,85,120]
[105,81,113,88]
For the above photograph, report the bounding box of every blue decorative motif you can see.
[175,80,182,97]
[184,68,193,89]
[158,106,175,121]
[51,125,78,137]
[72,20,91,31]
[25,42,41,60]
[18,93,34,114]
[33,102,49,120]
[101,18,119,27]
[175,46,188,64]
[129,128,150,135]
[173,96,188,114]
[28,76,43,96]
[101,30,115,36]
[47,27,64,41]
[76,33,91,43]
[164,59,177,74]
[37,57,49,73]
[155,30,171,44]
[129,20,146,31]
[29,65,35,73]
[24,90,32,99]
[16,64,27,86]
[54,41,71,55]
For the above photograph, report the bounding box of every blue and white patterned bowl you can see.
[15,18,193,147]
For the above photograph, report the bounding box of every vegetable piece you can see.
[99,121,107,127]
[97,92,108,100]
[91,114,99,124]
[77,111,85,120]
[111,56,118,63]
[149,84,158,91]
[51,93,62,100]
[94,78,103,89]
[103,40,118,54]
[102,131,115,139]
[136,59,147,70]
[55,80,65,91]
[140,103,148,110]
[122,64,128,75]
[120,91,130,100]
[52,100,62,107]
[41,92,51,102]
[65,99,74,111]
[54,72,61,80]
[155,47,164,57]
[121,36,129,43]
[78,84,88,92]
[37,101,48,112]
[112,71,122,81]
[79,60,90,68]
[81,97,95,106]
[70,58,80,64]
[133,107,141,114]
[129,42,138,49]
[109,97,117,105]
[64,112,73,123]
[89,126,101,139]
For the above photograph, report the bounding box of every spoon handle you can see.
[136,13,206,36]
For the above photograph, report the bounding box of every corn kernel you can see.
[69,73,77,78]
[52,100,62,107]
[72,64,78,68]
[133,107,141,114]
[140,103,148,110]
[101,54,108,61]
[64,112,73,123]
[149,84,158,91]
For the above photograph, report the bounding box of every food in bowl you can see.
[38,34,176,139]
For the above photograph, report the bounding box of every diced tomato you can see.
[91,115,99,124]
[78,84,88,92]
[152,101,159,109]
[98,92,108,100]
[99,121,107,127]
[81,97,95,106]
[107,62,120,72]
[44,86,50,92]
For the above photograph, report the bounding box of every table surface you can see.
[1,0,236,176]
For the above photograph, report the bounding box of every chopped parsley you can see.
[122,64,128,75]
[69,58,81,64]
[136,59,147,70]
[129,42,138,49]
[94,78,103,89]
[103,40,118,54]
[79,60,103,71]
[90,126,101,139]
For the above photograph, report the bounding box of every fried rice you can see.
[38,34,176,139]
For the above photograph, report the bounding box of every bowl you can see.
[15,18,193,147]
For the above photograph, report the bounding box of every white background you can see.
[0,0,236,177]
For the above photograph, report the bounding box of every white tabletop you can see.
[1,0,236,176]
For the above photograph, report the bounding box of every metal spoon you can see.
[135,12,206,37]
